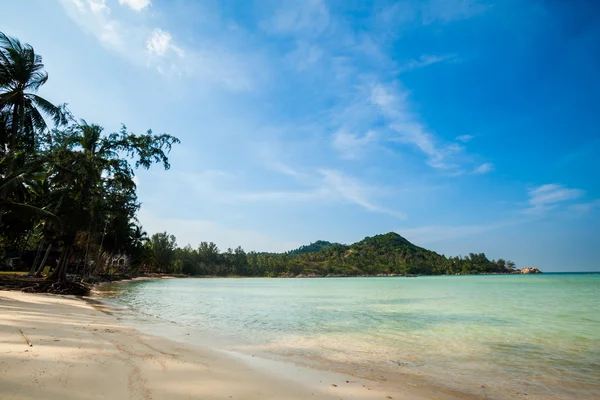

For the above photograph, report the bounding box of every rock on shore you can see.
[519,267,542,274]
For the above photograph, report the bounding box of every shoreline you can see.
[0,290,473,400]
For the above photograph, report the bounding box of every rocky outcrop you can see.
[519,267,542,274]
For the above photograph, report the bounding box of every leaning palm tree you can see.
[0,31,66,224]
[0,32,66,149]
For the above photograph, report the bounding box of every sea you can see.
[96,273,600,399]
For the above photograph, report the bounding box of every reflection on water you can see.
[97,274,600,399]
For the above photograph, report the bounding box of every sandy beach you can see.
[0,290,472,400]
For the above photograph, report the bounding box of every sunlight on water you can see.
[98,274,600,399]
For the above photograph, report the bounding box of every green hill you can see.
[288,240,336,255]
[248,232,514,277]
[176,232,518,277]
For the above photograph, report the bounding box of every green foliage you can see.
[288,240,336,255]
[0,32,179,281]
[168,232,517,277]
[148,232,177,273]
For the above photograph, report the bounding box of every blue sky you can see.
[2,0,599,271]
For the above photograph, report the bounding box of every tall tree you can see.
[148,232,177,273]
[0,32,66,224]
[45,122,179,283]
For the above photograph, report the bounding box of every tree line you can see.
[0,32,178,289]
[143,232,518,277]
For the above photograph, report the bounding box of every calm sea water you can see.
[97,274,600,399]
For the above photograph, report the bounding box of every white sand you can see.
[0,291,470,400]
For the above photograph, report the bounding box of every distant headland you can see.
[168,232,542,278]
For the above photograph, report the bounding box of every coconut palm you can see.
[0,32,66,150]
[0,31,66,225]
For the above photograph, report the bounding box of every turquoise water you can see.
[98,274,600,399]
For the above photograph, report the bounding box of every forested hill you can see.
[287,240,336,255]
[278,232,511,276]
[172,232,519,277]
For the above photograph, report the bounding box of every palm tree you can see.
[130,225,149,248]
[0,31,66,225]
[0,32,65,149]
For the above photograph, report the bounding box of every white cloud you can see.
[269,161,303,178]
[399,54,456,72]
[226,167,404,218]
[524,184,586,215]
[569,199,600,214]
[88,0,110,14]
[60,0,127,51]
[319,169,405,218]
[72,0,86,11]
[370,83,461,171]
[473,162,494,174]
[332,129,377,159]
[456,134,474,143]
[263,0,330,37]
[60,1,260,89]
[119,0,150,12]
[146,29,184,57]
[253,140,306,178]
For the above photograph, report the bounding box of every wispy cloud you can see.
[473,162,494,174]
[568,199,600,214]
[524,184,586,215]
[332,129,377,160]
[146,28,184,57]
[253,140,306,179]
[119,0,150,12]
[398,220,520,245]
[269,161,303,178]
[399,54,457,72]
[88,0,110,14]
[378,0,489,27]
[421,0,490,24]
[247,170,405,218]
[286,41,324,71]
[176,166,403,218]
[262,0,330,37]
[456,134,474,143]
[60,0,128,51]
[370,83,462,171]
[59,0,263,90]
[320,169,406,218]
[60,0,147,58]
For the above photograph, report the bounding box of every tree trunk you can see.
[82,219,94,278]
[31,196,64,276]
[0,103,20,226]
[29,237,45,276]
[35,243,53,277]
[47,244,72,283]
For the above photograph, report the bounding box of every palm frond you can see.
[30,94,65,125]
[1,200,57,220]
